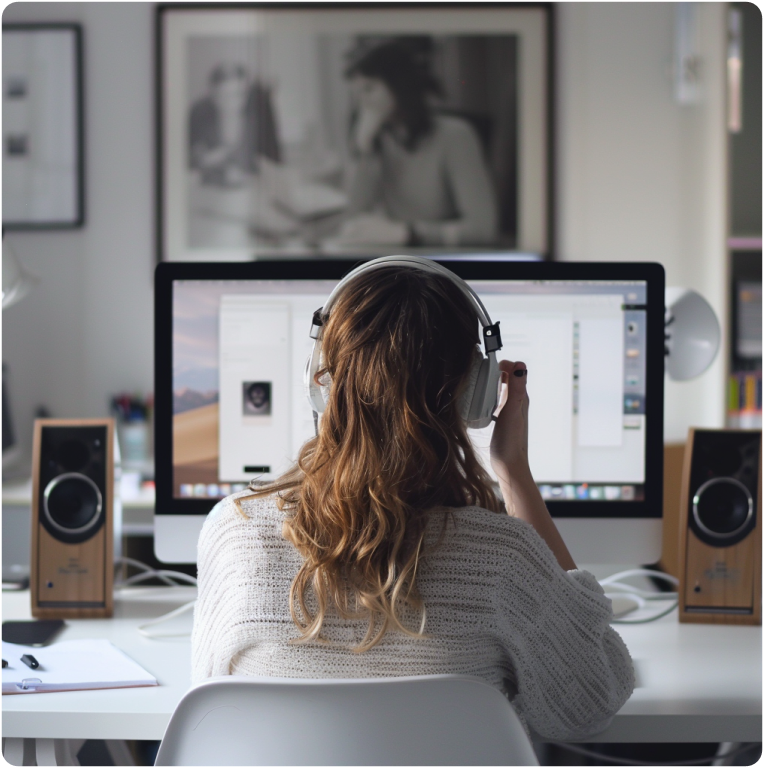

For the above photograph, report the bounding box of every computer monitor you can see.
[154,259,665,565]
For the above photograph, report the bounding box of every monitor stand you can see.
[554,517,662,567]
[155,515,206,564]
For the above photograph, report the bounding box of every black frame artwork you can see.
[157,3,553,261]
[2,24,85,229]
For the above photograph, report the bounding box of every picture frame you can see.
[2,24,84,229]
[157,3,552,261]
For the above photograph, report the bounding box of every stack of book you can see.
[727,370,762,429]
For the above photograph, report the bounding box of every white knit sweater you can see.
[191,491,635,741]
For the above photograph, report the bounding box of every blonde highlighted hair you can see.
[236,266,499,650]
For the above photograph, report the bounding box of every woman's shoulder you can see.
[198,490,284,545]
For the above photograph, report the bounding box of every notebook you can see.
[2,639,157,694]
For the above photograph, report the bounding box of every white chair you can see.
[154,674,540,766]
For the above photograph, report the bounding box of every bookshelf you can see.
[726,4,761,430]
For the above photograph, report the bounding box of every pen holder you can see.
[118,419,150,465]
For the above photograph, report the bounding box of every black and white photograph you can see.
[242,381,272,416]
[2,25,83,228]
[159,6,550,260]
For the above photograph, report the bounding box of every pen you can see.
[21,654,40,670]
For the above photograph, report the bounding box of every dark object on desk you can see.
[2,659,7,668]
[2,574,30,592]
[31,419,115,619]
[678,428,762,625]
[3,619,64,646]
[20,653,40,670]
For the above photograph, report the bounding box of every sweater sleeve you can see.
[492,520,635,741]
[191,497,250,685]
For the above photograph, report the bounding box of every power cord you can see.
[549,741,756,766]
[114,557,197,638]
[601,569,679,624]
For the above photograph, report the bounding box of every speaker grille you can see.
[688,431,760,548]
[38,425,107,544]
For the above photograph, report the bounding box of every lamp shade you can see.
[665,287,721,381]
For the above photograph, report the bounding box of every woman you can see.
[335,39,499,248]
[192,264,634,742]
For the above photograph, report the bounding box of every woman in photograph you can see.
[188,63,280,187]
[191,262,634,743]
[334,38,499,248]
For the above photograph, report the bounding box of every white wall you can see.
[2,2,729,460]
[556,2,728,441]
[3,2,155,458]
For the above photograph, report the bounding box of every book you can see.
[2,639,157,694]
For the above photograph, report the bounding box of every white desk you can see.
[2,587,761,756]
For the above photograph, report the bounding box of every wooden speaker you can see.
[31,418,115,618]
[678,428,761,625]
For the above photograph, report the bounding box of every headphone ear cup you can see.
[304,344,326,414]
[458,347,484,423]
[463,353,500,429]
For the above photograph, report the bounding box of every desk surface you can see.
[2,588,761,744]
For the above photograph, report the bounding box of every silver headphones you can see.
[304,255,503,429]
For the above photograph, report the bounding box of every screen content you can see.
[172,278,648,502]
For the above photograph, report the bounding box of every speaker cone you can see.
[43,473,103,535]
[692,477,753,540]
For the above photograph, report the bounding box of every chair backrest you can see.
[154,674,539,766]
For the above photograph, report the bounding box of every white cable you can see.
[551,741,756,766]
[114,556,198,588]
[601,568,679,587]
[602,568,679,624]
[136,600,197,638]
[113,557,198,637]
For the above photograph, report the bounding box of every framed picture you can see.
[2,24,84,229]
[158,4,552,261]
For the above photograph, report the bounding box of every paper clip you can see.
[17,678,42,691]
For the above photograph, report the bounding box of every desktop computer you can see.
[154,259,665,565]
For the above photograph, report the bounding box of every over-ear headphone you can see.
[304,255,503,429]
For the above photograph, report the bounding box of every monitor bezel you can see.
[155,259,665,519]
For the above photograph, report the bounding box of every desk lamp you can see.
[664,287,721,380]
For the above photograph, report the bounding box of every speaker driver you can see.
[43,472,103,535]
[692,477,753,540]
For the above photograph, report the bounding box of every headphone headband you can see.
[309,255,502,352]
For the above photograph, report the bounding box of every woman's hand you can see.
[354,106,389,154]
[489,360,530,480]
[349,75,396,154]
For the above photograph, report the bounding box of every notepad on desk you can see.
[2,639,157,694]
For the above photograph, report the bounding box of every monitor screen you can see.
[156,259,665,524]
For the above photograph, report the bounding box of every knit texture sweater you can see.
[191,491,635,741]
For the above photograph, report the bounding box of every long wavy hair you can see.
[345,38,443,151]
[237,266,500,650]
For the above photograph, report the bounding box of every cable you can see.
[601,568,679,624]
[136,600,197,638]
[550,741,756,766]
[115,556,197,588]
[114,557,197,637]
